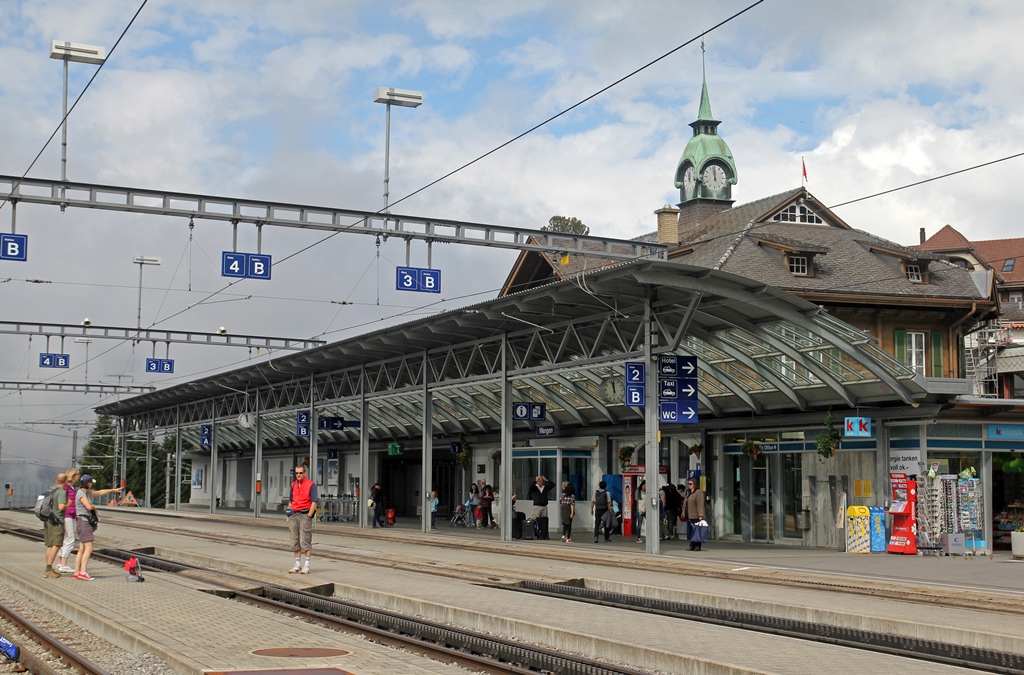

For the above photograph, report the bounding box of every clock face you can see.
[702,165,727,191]
[682,166,696,192]
[600,378,625,404]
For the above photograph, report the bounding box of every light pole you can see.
[373,87,423,212]
[133,256,161,334]
[49,41,105,203]
[74,337,93,383]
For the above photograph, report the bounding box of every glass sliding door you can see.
[752,453,773,542]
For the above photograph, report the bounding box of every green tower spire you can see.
[673,57,738,207]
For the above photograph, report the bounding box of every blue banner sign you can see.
[988,424,1024,439]
[844,417,871,437]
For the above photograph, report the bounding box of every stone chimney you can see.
[920,227,926,245]
[656,205,681,245]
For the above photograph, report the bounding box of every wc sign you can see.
[0,233,28,261]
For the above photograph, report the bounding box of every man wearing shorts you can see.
[287,465,318,574]
[43,473,68,578]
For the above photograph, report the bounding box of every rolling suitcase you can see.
[522,518,537,540]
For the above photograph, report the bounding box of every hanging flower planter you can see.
[815,408,841,462]
[688,443,703,460]
[617,446,635,471]
[741,439,759,461]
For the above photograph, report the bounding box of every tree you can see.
[78,415,184,508]
[542,215,589,236]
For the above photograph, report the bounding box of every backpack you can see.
[34,486,61,525]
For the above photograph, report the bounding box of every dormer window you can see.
[788,255,808,276]
[773,204,822,224]
[906,264,923,283]
[1004,258,1016,273]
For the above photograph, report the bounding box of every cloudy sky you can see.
[2,0,1023,479]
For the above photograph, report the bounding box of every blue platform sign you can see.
[536,425,555,437]
[38,353,69,368]
[396,266,441,293]
[200,424,212,447]
[625,361,646,385]
[529,403,546,421]
[512,402,530,420]
[318,416,346,430]
[248,253,272,280]
[146,358,175,373]
[222,251,272,280]
[844,416,872,437]
[222,252,247,277]
[625,384,645,407]
[659,401,699,424]
[296,410,310,437]
[450,441,462,455]
[0,233,27,261]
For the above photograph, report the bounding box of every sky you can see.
[2,0,1024,483]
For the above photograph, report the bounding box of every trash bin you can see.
[868,506,886,553]
[796,509,811,531]
[845,506,870,553]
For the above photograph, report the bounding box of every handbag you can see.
[367,498,375,509]
[690,521,709,543]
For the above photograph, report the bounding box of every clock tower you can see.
[673,73,738,217]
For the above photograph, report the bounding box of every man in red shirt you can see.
[287,465,319,574]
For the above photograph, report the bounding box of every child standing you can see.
[429,490,439,530]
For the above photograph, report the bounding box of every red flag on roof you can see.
[802,157,808,182]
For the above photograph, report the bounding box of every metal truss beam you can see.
[0,321,324,351]
[0,380,155,394]
[0,175,667,262]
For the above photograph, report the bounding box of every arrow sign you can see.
[678,356,697,376]
[677,378,698,401]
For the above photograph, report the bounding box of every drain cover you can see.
[251,648,352,658]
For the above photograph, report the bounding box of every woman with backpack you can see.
[56,467,120,575]
[590,480,613,543]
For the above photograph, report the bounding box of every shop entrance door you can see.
[752,453,774,542]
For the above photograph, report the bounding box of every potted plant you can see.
[741,439,759,460]
[687,442,703,460]
[815,407,841,462]
[1012,524,1024,561]
[617,446,635,471]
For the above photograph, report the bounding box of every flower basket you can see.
[456,434,472,469]
[687,443,703,460]
[815,408,840,462]
[617,446,635,471]
[741,440,759,460]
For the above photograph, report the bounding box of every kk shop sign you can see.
[989,424,1024,439]
[844,417,871,437]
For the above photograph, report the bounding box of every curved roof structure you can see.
[98,260,928,452]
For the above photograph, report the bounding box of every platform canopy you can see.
[97,260,928,450]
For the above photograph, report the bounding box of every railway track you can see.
[5,523,1020,675]
[89,510,1024,618]
[0,598,109,675]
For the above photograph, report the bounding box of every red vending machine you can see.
[886,472,917,555]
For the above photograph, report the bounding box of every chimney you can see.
[656,205,681,245]
[919,227,926,245]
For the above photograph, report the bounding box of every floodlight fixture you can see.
[373,87,423,108]
[374,87,424,211]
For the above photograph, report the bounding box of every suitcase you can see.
[522,518,537,540]
[536,516,549,540]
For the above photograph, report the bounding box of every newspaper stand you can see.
[886,473,917,555]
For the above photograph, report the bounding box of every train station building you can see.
[96,77,1024,555]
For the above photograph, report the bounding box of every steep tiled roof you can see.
[505,189,988,304]
[974,239,1024,285]
[918,224,973,252]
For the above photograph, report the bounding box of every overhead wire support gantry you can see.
[0,321,325,351]
[0,175,668,262]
